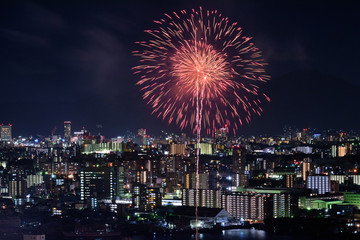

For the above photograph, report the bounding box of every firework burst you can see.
[133,7,270,135]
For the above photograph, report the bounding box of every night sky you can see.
[1,0,359,137]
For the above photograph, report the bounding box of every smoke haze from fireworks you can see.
[133,7,270,135]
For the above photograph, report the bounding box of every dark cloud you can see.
[261,39,309,62]
[19,2,66,29]
[0,29,49,46]
[66,28,128,100]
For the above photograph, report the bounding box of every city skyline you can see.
[0,1,359,137]
[1,1,360,239]
[1,109,360,239]
[1,121,359,140]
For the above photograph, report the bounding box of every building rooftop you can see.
[173,206,230,218]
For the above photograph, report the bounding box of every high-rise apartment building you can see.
[147,187,162,210]
[232,173,249,188]
[273,193,292,218]
[221,192,270,222]
[302,158,312,181]
[131,184,162,211]
[80,166,114,201]
[9,180,26,197]
[338,146,347,157]
[199,143,212,155]
[116,166,125,198]
[132,183,147,210]
[331,145,337,157]
[184,172,209,189]
[182,188,221,208]
[307,175,331,195]
[170,143,186,155]
[26,175,43,188]
[284,174,294,188]
[232,146,246,174]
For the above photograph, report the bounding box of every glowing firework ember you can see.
[133,7,270,135]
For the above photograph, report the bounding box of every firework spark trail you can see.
[195,80,200,240]
[133,7,270,240]
[195,78,205,239]
[133,8,270,136]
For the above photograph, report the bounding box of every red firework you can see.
[133,7,270,135]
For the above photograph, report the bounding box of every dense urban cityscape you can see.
[1,1,359,240]
[1,123,360,239]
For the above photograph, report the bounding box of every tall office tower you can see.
[301,128,308,141]
[80,166,114,201]
[306,175,331,195]
[283,125,293,141]
[0,124,12,141]
[64,121,71,142]
[232,146,246,174]
[302,158,312,181]
[182,188,221,208]
[221,192,270,221]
